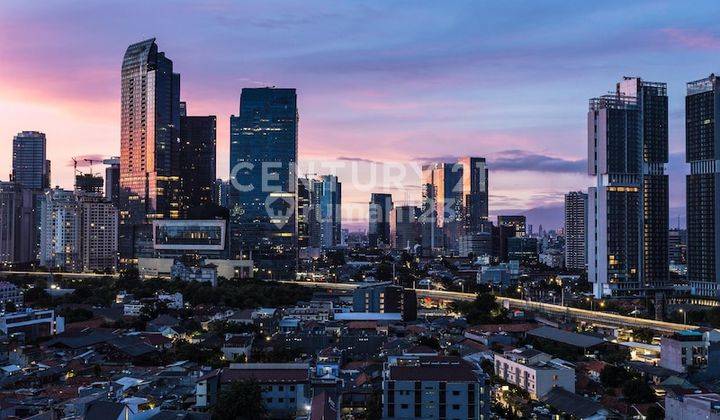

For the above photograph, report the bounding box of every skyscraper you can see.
[686,74,720,297]
[392,205,421,250]
[78,194,118,272]
[564,191,587,271]
[11,131,50,190]
[458,157,489,233]
[421,163,462,253]
[40,188,81,271]
[314,175,342,249]
[0,182,35,264]
[229,88,298,278]
[588,77,669,298]
[120,38,182,260]
[179,114,217,216]
[369,193,393,247]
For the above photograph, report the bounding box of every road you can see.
[286,280,695,333]
[0,272,695,333]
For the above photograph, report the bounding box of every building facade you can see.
[0,182,35,264]
[686,74,720,297]
[11,131,49,190]
[78,194,118,272]
[392,205,421,250]
[228,88,298,279]
[119,38,182,262]
[564,191,587,270]
[497,215,526,238]
[40,188,82,271]
[383,357,491,419]
[588,77,669,297]
[179,114,217,216]
[494,348,575,400]
[368,193,393,247]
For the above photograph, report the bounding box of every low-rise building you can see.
[0,308,64,339]
[196,363,311,418]
[382,356,491,419]
[666,391,720,420]
[0,282,23,308]
[660,330,708,373]
[494,347,575,399]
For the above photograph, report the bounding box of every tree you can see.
[600,364,631,388]
[646,404,664,420]
[622,378,655,404]
[450,292,507,325]
[212,380,267,420]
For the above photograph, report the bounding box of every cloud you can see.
[490,150,586,173]
[66,154,108,168]
[336,156,383,164]
[660,28,720,50]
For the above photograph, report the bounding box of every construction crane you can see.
[84,158,103,177]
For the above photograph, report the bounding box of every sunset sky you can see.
[2,0,719,230]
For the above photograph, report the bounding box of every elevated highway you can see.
[287,281,695,333]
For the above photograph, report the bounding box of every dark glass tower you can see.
[179,114,217,216]
[588,77,668,298]
[229,88,298,278]
[686,74,720,297]
[458,157,489,233]
[119,38,182,260]
[368,193,393,247]
[12,131,49,190]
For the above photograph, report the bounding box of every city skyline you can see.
[4,1,720,229]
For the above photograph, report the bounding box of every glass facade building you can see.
[179,115,217,216]
[588,77,669,298]
[12,131,49,190]
[228,88,298,278]
[119,38,182,261]
[368,193,393,247]
[686,74,720,297]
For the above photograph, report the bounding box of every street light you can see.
[679,308,687,324]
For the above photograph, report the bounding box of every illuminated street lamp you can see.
[679,308,687,324]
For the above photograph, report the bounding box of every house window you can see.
[401,404,409,409]
[290,385,295,391]
[279,398,284,403]
[452,404,460,410]
[452,390,460,396]
[279,385,284,391]
[266,398,273,403]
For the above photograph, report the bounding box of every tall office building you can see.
[588,77,669,298]
[120,38,182,260]
[421,163,462,253]
[392,205,421,250]
[497,215,526,238]
[458,157,489,233]
[11,131,50,190]
[229,88,298,278]
[315,175,342,248]
[368,193,393,247]
[103,157,120,207]
[78,194,118,272]
[686,74,720,297]
[0,182,35,264]
[179,114,217,216]
[564,191,587,271]
[40,188,82,271]
[297,178,313,250]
